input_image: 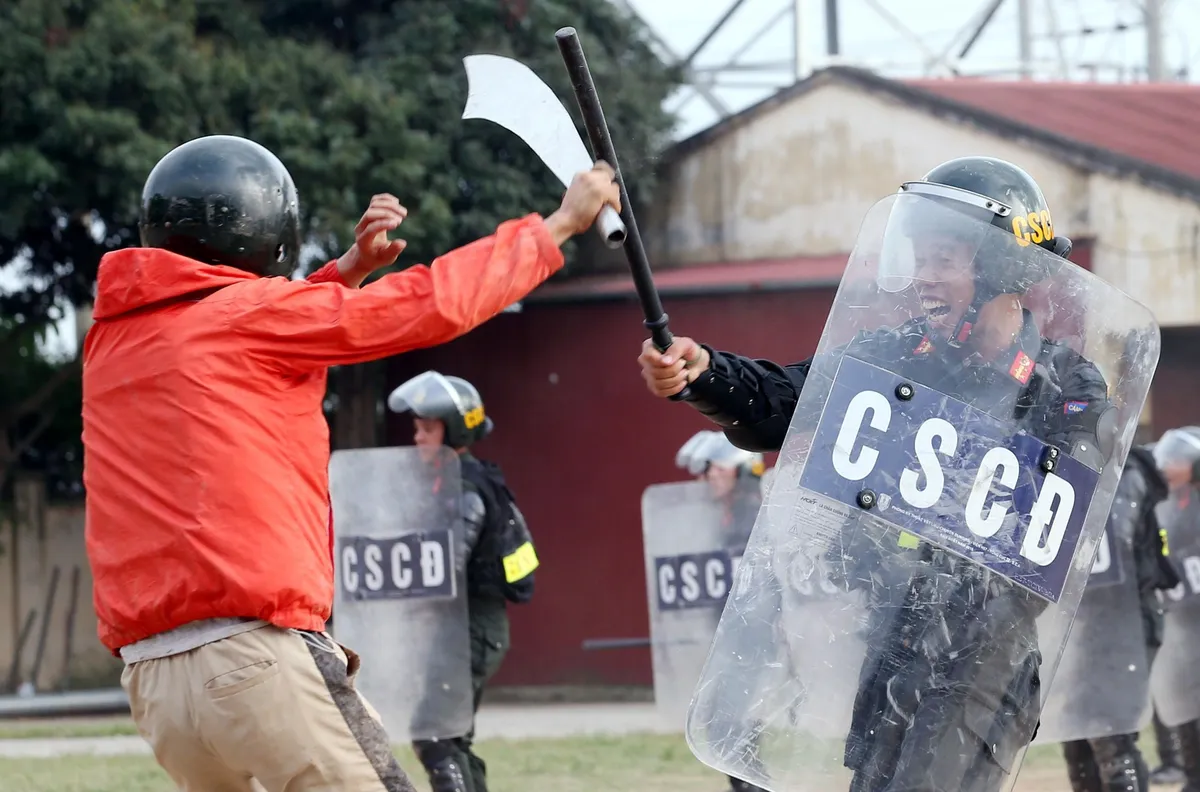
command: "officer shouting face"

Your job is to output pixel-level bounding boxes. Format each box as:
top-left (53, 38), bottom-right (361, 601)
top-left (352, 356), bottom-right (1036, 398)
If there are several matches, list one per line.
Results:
top-left (911, 236), bottom-right (977, 334)
top-left (904, 217), bottom-right (1026, 363)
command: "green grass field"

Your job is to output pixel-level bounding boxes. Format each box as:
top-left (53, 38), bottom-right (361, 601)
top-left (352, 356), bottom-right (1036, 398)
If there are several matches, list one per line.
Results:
top-left (0, 731), bottom-right (716, 792)
top-left (0, 717), bottom-right (141, 740)
top-left (0, 719), bottom-right (1175, 792)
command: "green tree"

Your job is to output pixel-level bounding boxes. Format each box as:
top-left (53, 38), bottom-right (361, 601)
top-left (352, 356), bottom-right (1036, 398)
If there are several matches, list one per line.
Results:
top-left (1, 0), bottom-right (420, 487)
top-left (0, 0), bottom-right (680, 477)
top-left (258, 0), bottom-right (681, 268)
top-left (0, 320), bottom-right (82, 497)
top-left (261, 0), bottom-right (683, 449)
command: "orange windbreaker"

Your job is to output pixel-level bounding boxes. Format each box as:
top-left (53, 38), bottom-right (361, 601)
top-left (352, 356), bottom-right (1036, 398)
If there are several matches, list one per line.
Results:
top-left (82, 214), bottom-right (563, 653)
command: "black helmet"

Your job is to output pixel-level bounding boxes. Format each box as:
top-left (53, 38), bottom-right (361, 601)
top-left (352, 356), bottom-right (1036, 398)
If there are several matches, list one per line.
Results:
top-left (139, 135), bottom-right (302, 278)
top-left (388, 371), bottom-right (493, 449)
top-left (900, 156), bottom-right (1072, 293)
top-left (885, 156), bottom-right (1073, 350)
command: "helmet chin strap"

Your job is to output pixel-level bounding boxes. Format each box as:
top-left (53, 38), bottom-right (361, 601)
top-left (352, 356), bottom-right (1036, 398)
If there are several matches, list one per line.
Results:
top-left (943, 298), bottom-right (984, 357)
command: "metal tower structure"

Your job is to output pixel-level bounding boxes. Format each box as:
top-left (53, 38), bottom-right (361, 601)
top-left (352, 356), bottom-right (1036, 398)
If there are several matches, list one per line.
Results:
top-left (619, 0), bottom-right (1179, 128)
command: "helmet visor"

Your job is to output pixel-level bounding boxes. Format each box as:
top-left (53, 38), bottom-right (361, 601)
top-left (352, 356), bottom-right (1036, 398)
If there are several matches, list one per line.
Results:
top-left (387, 371), bottom-right (462, 421)
top-left (876, 185), bottom-right (997, 294)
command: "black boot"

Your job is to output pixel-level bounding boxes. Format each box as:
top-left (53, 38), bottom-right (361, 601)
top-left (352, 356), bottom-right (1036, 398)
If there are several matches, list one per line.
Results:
top-left (1063, 739), bottom-right (1104, 792)
top-left (1152, 712), bottom-right (1187, 786)
top-left (426, 757), bottom-right (470, 792)
top-left (728, 777), bottom-right (768, 792)
top-left (1176, 719), bottom-right (1200, 792)
top-left (413, 740), bottom-right (472, 792)
top-left (1093, 734), bottom-right (1149, 792)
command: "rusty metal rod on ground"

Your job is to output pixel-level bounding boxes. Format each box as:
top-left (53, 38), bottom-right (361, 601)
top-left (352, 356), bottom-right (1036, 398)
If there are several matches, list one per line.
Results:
top-left (581, 637), bottom-right (651, 651)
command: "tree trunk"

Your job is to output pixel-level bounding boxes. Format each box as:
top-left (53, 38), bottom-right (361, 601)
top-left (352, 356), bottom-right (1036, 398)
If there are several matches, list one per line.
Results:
top-left (331, 361), bottom-right (384, 451)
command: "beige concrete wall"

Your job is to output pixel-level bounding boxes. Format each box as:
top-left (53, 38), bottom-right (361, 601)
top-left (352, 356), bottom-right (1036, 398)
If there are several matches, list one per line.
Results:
top-left (645, 77), bottom-right (1200, 333)
top-left (0, 478), bottom-right (121, 692)
top-left (1087, 174), bottom-right (1200, 327)
top-left (647, 79), bottom-right (1089, 266)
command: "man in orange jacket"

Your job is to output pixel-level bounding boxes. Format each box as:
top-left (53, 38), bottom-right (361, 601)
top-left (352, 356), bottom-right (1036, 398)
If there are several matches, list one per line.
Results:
top-left (81, 133), bottom-right (618, 792)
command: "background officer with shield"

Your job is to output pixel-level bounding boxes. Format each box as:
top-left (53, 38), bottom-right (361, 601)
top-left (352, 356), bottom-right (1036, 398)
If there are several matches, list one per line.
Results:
top-left (641, 433), bottom-right (764, 732)
top-left (672, 430), bottom-right (766, 792)
top-left (639, 156), bottom-right (1123, 792)
top-left (1038, 443), bottom-right (1173, 792)
top-left (388, 372), bottom-right (538, 792)
top-left (1150, 427), bottom-right (1200, 792)
top-left (677, 429), bottom-right (765, 523)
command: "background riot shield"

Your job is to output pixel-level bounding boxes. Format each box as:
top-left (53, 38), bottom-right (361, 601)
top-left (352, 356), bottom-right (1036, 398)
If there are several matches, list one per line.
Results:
top-left (1033, 496), bottom-right (1152, 743)
top-left (642, 479), bottom-right (762, 727)
top-left (330, 446), bottom-right (473, 742)
top-left (1150, 489), bottom-right (1200, 726)
top-left (685, 191), bottom-right (1160, 792)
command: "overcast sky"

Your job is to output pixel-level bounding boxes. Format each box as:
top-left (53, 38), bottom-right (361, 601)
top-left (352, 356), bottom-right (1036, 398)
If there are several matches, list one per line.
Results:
top-left (626, 0), bottom-right (1199, 139)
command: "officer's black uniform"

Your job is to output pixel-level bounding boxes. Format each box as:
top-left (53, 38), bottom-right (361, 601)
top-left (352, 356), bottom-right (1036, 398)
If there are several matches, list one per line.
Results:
top-left (390, 372), bottom-right (538, 792)
top-left (1060, 446), bottom-right (1175, 792)
top-left (671, 157), bottom-right (1115, 792)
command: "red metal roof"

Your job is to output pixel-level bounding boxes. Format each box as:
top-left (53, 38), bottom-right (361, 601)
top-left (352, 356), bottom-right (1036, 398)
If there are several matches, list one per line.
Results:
top-left (669, 68), bottom-right (1200, 199)
top-left (907, 78), bottom-right (1200, 180)
top-left (529, 253), bottom-right (848, 302)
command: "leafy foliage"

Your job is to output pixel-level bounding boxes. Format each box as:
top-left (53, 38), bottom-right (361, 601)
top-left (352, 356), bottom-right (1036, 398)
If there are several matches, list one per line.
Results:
top-left (0, 0), bottom-right (681, 484)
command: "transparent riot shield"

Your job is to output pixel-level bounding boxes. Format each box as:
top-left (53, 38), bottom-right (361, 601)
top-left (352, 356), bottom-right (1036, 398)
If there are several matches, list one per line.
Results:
top-left (642, 478), bottom-right (763, 727)
top-left (1150, 476), bottom-right (1200, 727)
top-left (685, 188), bottom-right (1160, 792)
top-left (330, 446), bottom-right (473, 742)
top-left (1033, 484), bottom-right (1152, 743)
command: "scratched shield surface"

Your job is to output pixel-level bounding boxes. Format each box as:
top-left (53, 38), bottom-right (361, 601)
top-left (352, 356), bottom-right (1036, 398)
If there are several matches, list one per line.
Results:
top-left (643, 478), bottom-right (779, 729)
top-left (330, 445), bottom-right (473, 742)
top-left (684, 190), bottom-right (1160, 792)
top-left (1034, 482), bottom-right (1152, 744)
top-left (1151, 479), bottom-right (1200, 727)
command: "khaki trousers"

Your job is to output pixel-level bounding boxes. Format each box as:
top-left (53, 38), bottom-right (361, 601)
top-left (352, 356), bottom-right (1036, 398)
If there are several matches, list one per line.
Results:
top-left (122, 624), bottom-right (415, 792)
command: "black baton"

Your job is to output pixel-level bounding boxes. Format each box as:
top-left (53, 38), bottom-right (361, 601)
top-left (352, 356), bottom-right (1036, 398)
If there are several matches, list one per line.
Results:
top-left (555, 26), bottom-right (691, 400)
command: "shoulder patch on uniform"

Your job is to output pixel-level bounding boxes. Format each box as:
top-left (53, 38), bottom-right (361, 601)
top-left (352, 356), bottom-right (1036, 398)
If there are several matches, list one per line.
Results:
top-left (1009, 351), bottom-right (1034, 384)
top-left (503, 541), bottom-right (539, 583)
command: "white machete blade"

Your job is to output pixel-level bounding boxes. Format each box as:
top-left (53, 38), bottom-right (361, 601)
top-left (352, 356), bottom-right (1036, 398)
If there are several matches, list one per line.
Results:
top-left (461, 54), bottom-right (591, 188)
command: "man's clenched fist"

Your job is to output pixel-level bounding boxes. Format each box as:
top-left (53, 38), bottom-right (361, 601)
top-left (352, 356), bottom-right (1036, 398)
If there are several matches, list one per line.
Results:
top-left (638, 337), bottom-right (710, 398)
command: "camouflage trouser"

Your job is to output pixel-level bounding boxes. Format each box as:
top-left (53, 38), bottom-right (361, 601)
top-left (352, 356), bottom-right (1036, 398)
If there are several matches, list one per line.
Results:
top-left (413, 599), bottom-right (510, 792)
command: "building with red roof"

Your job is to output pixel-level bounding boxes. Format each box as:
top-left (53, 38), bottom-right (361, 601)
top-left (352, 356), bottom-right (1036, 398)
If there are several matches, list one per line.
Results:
top-left (385, 67), bottom-right (1200, 690)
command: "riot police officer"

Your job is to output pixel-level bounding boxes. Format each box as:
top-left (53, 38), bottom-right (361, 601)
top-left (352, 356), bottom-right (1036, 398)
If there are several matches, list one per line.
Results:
top-left (676, 430), bottom-right (767, 792)
top-left (388, 371), bottom-right (537, 792)
top-left (677, 429), bottom-right (764, 530)
top-left (1150, 427), bottom-right (1200, 792)
top-left (1058, 443), bottom-right (1174, 792)
top-left (639, 157), bottom-right (1115, 792)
